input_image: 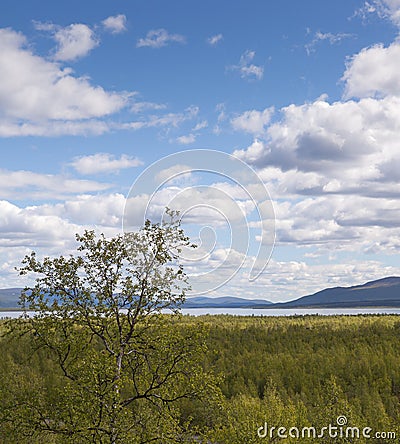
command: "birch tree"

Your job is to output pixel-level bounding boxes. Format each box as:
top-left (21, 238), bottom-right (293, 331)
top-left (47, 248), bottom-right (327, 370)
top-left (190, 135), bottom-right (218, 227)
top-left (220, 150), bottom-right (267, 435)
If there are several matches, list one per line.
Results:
top-left (13, 211), bottom-right (217, 443)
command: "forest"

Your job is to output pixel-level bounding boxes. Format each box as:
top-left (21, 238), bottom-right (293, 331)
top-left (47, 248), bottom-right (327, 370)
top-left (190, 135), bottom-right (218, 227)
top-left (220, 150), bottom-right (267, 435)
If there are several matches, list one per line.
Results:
top-left (1, 222), bottom-right (399, 442)
top-left (1, 314), bottom-right (399, 443)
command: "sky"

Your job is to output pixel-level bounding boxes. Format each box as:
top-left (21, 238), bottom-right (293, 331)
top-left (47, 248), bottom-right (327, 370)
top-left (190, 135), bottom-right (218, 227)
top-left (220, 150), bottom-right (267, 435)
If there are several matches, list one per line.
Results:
top-left (0, 0), bottom-right (400, 301)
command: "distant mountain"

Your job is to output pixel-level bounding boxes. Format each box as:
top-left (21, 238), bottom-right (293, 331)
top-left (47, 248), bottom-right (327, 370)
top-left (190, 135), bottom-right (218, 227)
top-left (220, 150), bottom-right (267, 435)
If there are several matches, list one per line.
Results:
top-left (1, 277), bottom-right (400, 310)
top-left (0, 288), bottom-right (272, 310)
top-left (266, 277), bottom-right (400, 308)
top-left (183, 296), bottom-right (272, 308)
top-left (0, 288), bottom-right (24, 309)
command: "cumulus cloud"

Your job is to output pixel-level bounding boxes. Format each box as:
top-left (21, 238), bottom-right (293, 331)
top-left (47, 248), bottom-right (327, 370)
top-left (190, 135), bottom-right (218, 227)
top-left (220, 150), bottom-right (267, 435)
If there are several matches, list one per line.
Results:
top-left (71, 153), bottom-right (142, 175)
top-left (1, 180), bottom-right (397, 298)
top-left (231, 108), bottom-right (274, 135)
top-left (267, 194), bottom-right (400, 258)
top-left (0, 169), bottom-right (110, 200)
top-left (53, 23), bottom-right (99, 61)
top-left (239, 257), bottom-right (400, 301)
top-left (140, 188), bottom-right (253, 244)
top-left (234, 95), bottom-right (400, 181)
top-left (34, 21), bottom-right (99, 61)
top-left (0, 28), bottom-right (129, 136)
top-left (0, 194), bottom-right (397, 297)
top-left (102, 14), bottom-right (127, 34)
top-left (33, 193), bottom-right (127, 227)
top-left (0, 20), bottom-right (196, 137)
top-left (125, 174), bottom-right (259, 230)
top-left (0, 196), bottom-right (127, 288)
top-left (136, 29), bottom-right (186, 48)
top-left (0, 200), bottom-right (83, 249)
top-left (231, 30), bottom-right (400, 258)
top-left (178, 236), bottom-right (400, 300)
top-left (0, 193), bottom-right (127, 287)
top-left (230, 50), bottom-right (264, 80)
top-left (342, 41), bottom-right (400, 98)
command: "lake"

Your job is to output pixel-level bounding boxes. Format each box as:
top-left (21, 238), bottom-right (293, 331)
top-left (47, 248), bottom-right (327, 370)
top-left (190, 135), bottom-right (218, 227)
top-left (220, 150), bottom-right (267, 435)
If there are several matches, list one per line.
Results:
top-left (2, 307), bottom-right (400, 319)
top-left (181, 307), bottom-right (400, 316)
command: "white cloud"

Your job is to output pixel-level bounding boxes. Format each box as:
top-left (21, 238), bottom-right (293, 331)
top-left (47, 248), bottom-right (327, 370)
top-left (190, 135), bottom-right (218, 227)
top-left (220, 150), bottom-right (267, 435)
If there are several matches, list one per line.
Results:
top-left (305, 31), bottom-right (354, 55)
top-left (234, 95), bottom-right (400, 185)
top-left (0, 120), bottom-right (112, 137)
top-left (35, 193), bottom-right (127, 227)
top-left (231, 36), bottom-right (400, 256)
top-left (33, 21), bottom-right (56, 32)
top-left (102, 14), bottom-right (127, 34)
top-left (152, 184), bottom-right (255, 225)
top-left (193, 120), bottom-right (208, 131)
top-left (53, 23), bottom-right (98, 61)
top-left (342, 42), bottom-right (400, 98)
top-left (230, 50), bottom-right (264, 80)
top-left (216, 103), bottom-right (226, 121)
top-left (234, 139), bottom-right (267, 164)
top-left (131, 101), bottom-right (167, 113)
top-left (0, 28), bottom-right (129, 136)
top-left (0, 31), bottom-right (122, 121)
top-left (233, 112), bottom-right (400, 254)
top-left (256, 166), bottom-right (330, 198)
top-left (154, 164), bottom-right (194, 184)
top-left (379, 0), bottom-right (400, 24)
top-left (0, 194), bottom-right (397, 298)
top-left (125, 175), bottom-right (259, 233)
top-left (355, 0), bottom-right (400, 27)
top-left (176, 119), bottom-right (208, 144)
top-left (0, 25), bottom-right (197, 137)
top-left (179, 235), bottom-right (400, 300)
top-left (0, 169), bottom-right (110, 200)
top-left (207, 33), bottom-right (223, 46)
top-left (0, 200), bottom-right (83, 249)
top-left (231, 108), bottom-right (274, 135)
top-left (0, 194), bottom-right (127, 287)
top-left (266, 194), bottom-right (400, 257)
top-left (0, 197), bottom-right (126, 288)
top-left (176, 134), bottom-right (196, 144)
top-left (120, 106), bottom-right (199, 131)
top-left (243, 258), bottom-right (400, 302)
top-left (136, 28), bottom-right (186, 48)
top-left (71, 153), bottom-right (142, 175)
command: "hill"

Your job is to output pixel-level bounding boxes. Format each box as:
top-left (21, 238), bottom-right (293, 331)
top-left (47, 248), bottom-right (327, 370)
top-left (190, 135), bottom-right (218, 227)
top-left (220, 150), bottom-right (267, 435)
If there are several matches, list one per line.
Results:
top-left (0, 289), bottom-right (272, 310)
top-left (0, 288), bottom-right (24, 309)
top-left (267, 277), bottom-right (400, 308)
top-left (1, 277), bottom-right (400, 309)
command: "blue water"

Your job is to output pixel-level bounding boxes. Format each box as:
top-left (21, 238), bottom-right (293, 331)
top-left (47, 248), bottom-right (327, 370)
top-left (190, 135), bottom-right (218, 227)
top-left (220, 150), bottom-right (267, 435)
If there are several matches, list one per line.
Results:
top-left (181, 307), bottom-right (400, 316)
top-left (3, 307), bottom-right (400, 319)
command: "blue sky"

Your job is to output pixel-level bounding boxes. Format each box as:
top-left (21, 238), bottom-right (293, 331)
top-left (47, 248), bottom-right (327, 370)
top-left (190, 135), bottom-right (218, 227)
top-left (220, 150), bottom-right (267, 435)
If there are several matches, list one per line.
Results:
top-left (1, 0), bottom-right (400, 301)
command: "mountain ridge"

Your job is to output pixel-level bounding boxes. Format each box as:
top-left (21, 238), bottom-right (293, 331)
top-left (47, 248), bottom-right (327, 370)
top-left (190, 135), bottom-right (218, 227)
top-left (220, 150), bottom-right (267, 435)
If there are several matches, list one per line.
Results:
top-left (263, 276), bottom-right (400, 309)
top-left (0, 277), bottom-right (399, 309)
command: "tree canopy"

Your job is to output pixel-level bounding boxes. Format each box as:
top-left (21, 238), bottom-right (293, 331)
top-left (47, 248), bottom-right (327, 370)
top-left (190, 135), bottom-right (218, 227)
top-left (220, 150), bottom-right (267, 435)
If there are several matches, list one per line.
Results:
top-left (4, 212), bottom-right (218, 443)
